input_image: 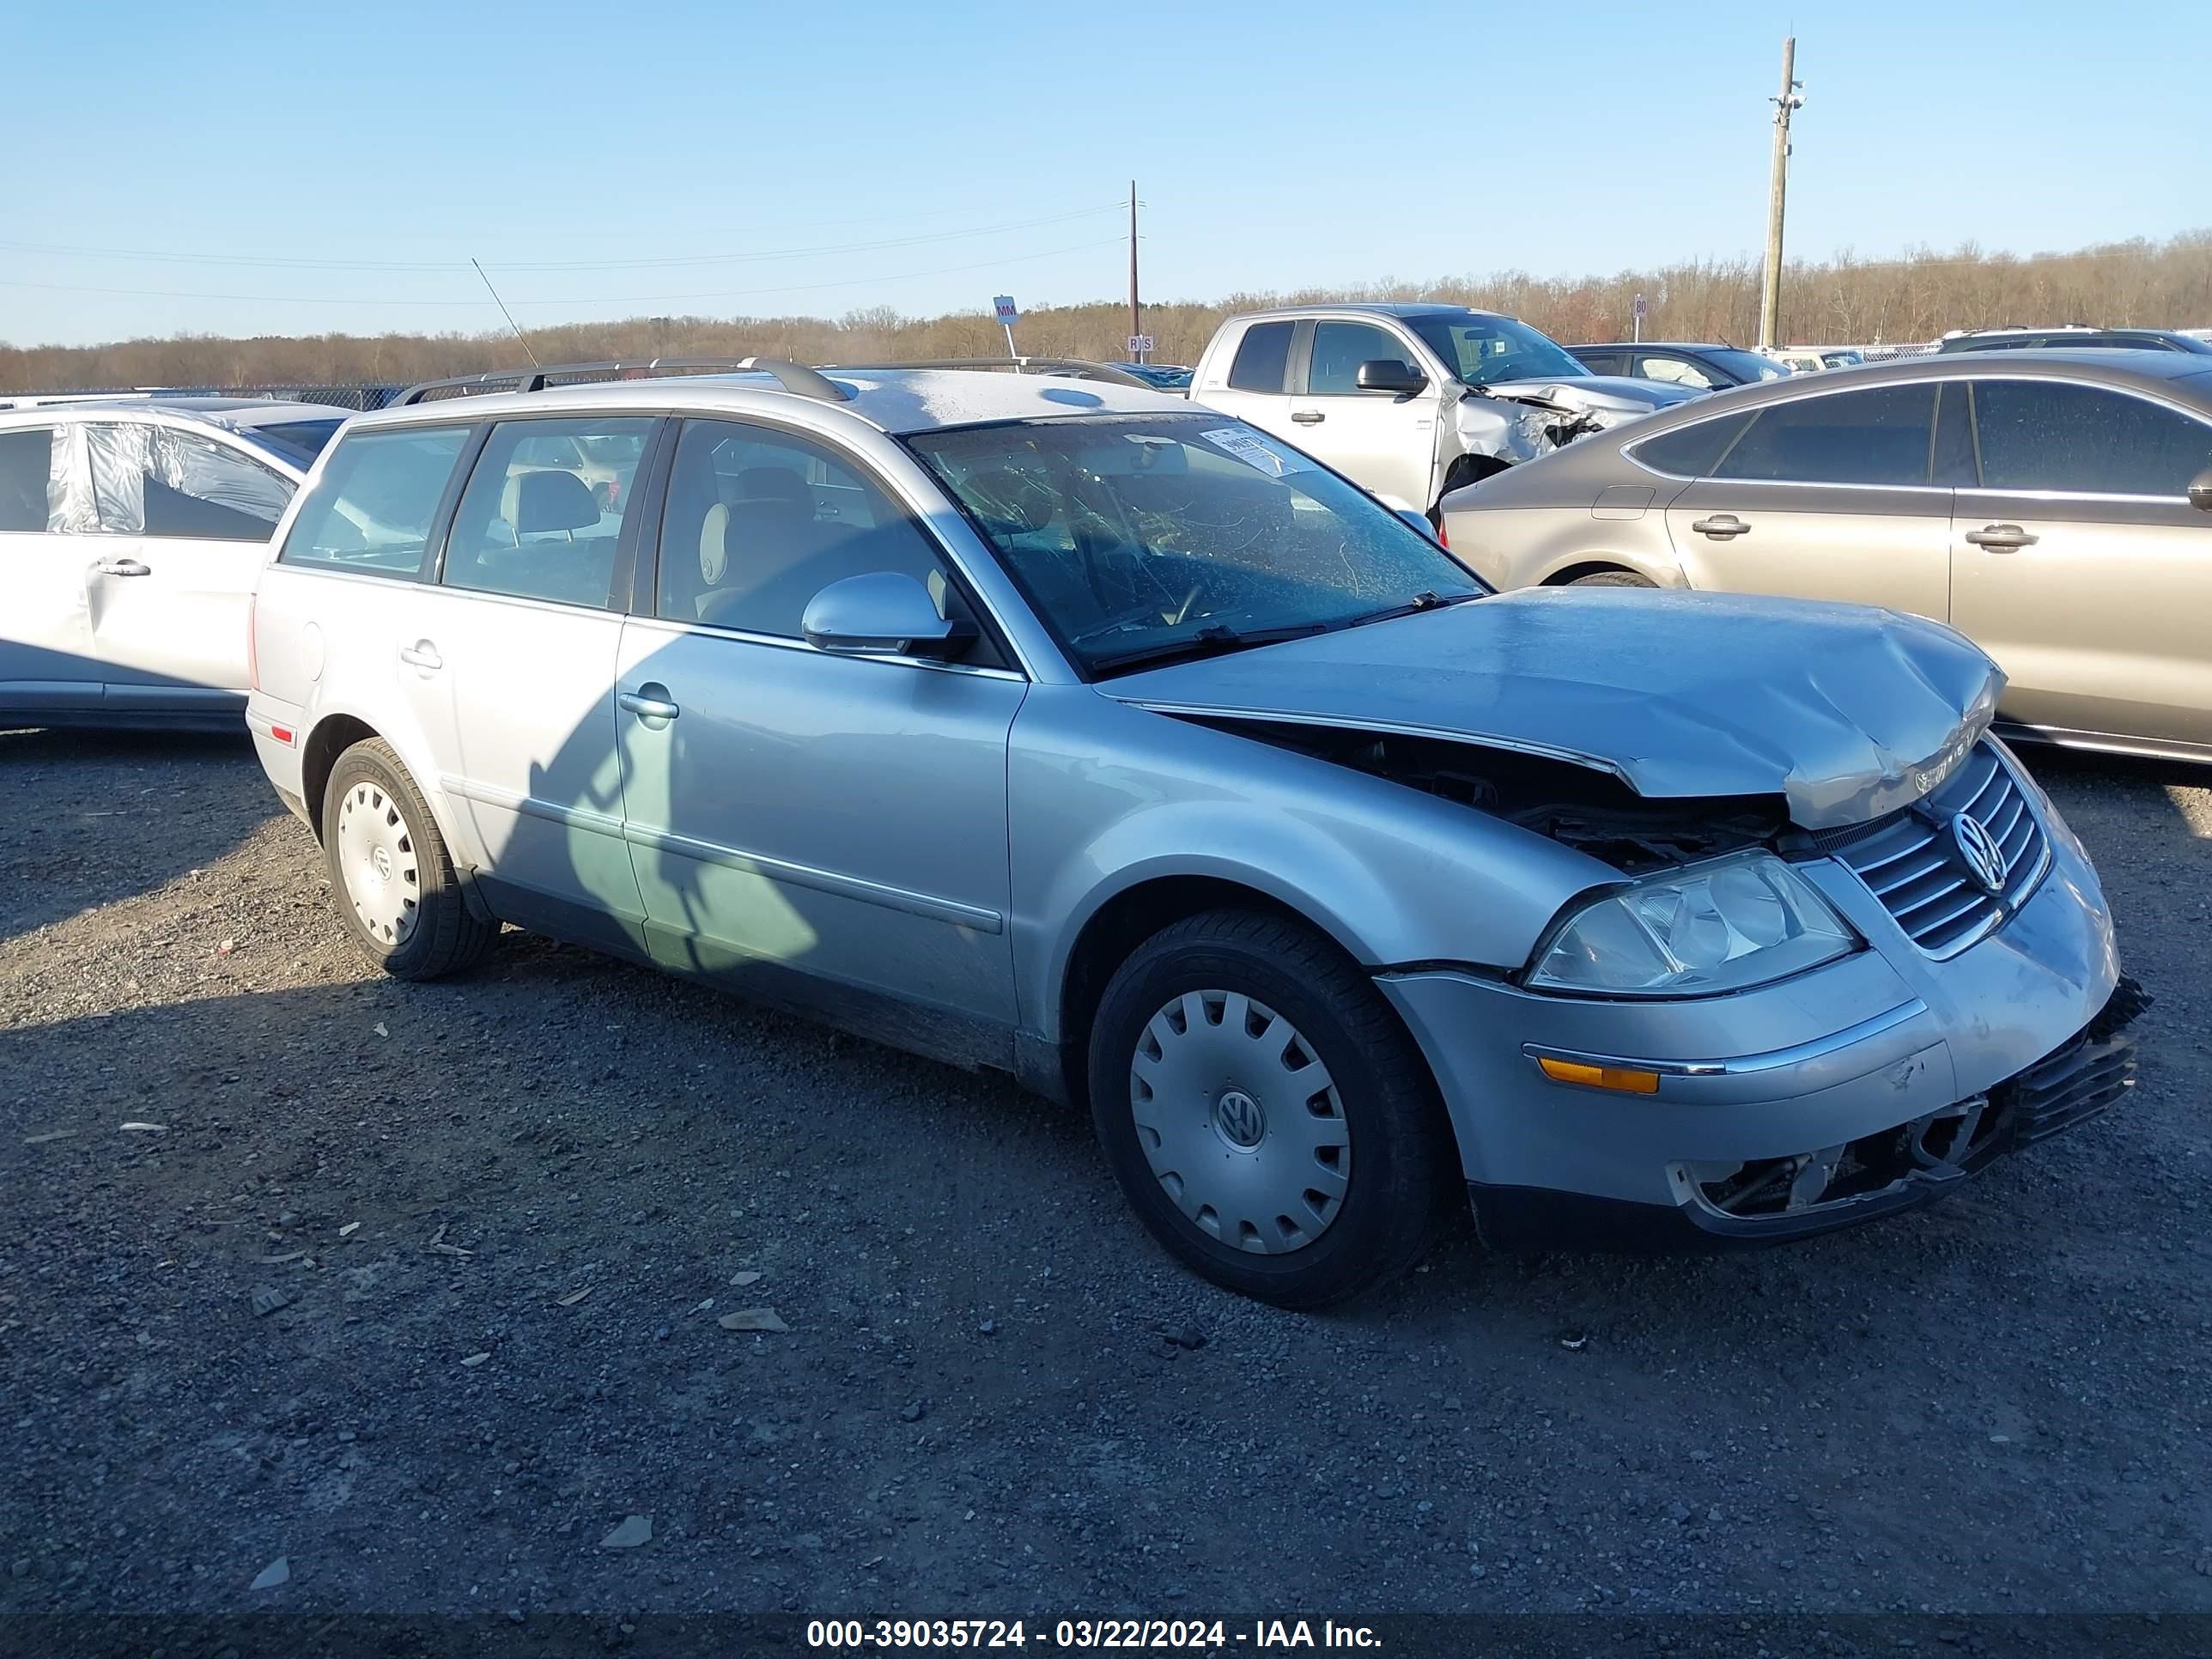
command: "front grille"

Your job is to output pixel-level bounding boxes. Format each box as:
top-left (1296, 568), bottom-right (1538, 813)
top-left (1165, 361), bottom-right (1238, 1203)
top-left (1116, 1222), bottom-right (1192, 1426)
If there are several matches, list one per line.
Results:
top-left (1826, 741), bottom-right (2051, 954)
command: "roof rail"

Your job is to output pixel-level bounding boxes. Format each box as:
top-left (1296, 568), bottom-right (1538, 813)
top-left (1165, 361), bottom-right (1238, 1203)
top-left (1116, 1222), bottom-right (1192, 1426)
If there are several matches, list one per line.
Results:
top-left (391, 356), bottom-right (851, 407)
top-left (822, 356), bottom-right (1155, 390)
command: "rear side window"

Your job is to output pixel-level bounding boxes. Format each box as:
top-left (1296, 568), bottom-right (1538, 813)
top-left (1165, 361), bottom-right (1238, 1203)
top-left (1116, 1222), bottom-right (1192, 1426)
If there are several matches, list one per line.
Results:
top-left (1226, 323), bottom-right (1294, 393)
top-left (1627, 412), bottom-right (1755, 478)
top-left (0, 427), bottom-right (56, 532)
top-left (1970, 380), bottom-right (2212, 495)
top-left (280, 426), bottom-right (469, 577)
top-left (84, 423), bottom-right (293, 541)
top-left (441, 416), bottom-right (656, 609)
top-left (1710, 385), bottom-right (1938, 487)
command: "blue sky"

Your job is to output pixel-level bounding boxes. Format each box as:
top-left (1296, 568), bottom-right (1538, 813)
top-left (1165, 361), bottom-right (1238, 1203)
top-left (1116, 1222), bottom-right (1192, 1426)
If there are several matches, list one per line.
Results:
top-left (7, 0), bottom-right (2203, 347)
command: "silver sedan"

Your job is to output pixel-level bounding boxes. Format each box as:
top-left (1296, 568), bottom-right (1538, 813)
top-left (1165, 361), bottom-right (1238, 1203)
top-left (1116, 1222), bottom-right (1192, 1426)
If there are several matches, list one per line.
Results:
top-left (246, 365), bottom-right (2140, 1306)
top-left (1437, 349), bottom-right (2212, 764)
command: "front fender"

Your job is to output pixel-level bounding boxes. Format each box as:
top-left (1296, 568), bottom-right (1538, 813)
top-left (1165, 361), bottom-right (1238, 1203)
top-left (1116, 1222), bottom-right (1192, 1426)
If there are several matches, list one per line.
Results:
top-left (1009, 688), bottom-right (1614, 1043)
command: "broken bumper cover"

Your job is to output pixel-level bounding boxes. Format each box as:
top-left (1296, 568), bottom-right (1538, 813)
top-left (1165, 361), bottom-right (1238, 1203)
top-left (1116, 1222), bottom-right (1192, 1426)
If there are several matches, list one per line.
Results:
top-left (1480, 988), bottom-right (2140, 1252)
top-left (1377, 817), bottom-right (2142, 1251)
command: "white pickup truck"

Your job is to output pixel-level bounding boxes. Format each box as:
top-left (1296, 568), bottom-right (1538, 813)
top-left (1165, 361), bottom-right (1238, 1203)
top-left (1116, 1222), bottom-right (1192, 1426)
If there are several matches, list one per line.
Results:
top-left (1188, 302), bottom-right (1703, 517)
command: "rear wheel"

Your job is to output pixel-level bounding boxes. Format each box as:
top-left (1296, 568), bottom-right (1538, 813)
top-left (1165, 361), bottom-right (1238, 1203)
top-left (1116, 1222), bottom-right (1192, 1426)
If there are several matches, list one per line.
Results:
top-left (1565, 568), bottom-right (1657, 588)
top-left (1088, 909), bottom-right (1457, 1307)
top-left (321, 738), bottom-right (493, 980)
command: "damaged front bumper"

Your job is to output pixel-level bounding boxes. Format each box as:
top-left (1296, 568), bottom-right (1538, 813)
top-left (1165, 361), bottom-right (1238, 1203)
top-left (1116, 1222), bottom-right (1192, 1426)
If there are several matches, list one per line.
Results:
top-left (1377, 790), bottom-right (2145, 1252)
top-left (1656, 975), bottom-right (2145, 1247)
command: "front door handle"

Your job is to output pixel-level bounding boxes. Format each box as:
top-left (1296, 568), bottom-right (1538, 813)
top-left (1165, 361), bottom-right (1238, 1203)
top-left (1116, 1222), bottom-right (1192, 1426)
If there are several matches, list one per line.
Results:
top-left (398, 641), bottom-right (442, 670)
top-left (95, 558), bottom-right (151, 577)
top-left (1290, 410), bottom-right (1325, 425)
top-left (1964, 523), bottom-right (2039, 550)
top-left (1689, 514), bottom-right (1751, 540)
top-left (619, 684), bottom-right (681, 722)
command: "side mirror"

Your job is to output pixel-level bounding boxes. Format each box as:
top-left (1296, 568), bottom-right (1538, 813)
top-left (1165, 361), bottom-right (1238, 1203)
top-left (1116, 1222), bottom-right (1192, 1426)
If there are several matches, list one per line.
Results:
top-left (801, 571), bottom-right (975, 659)
top-left (1395, 507), bottom-right (1443, 543)
top-left (1355, 359), bottom-right (1429, 396)
top-left (2190, 465), bottom-right (2212, 512)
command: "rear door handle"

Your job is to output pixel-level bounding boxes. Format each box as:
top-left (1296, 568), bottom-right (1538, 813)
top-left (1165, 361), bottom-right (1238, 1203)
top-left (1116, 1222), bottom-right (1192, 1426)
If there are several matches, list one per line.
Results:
top-left (1689, 514), bottom-right (1750, 539)
top-left (95, 558), bottom-right (151, 577)
top-left (619, 685), bottom-right (680, 722)
top-left (1290, 410), bottom-right (1325, 425)
top-left (398, 641), bottom-right (442, 670)
top-left (1964, 523), bottom-right (2039, 550)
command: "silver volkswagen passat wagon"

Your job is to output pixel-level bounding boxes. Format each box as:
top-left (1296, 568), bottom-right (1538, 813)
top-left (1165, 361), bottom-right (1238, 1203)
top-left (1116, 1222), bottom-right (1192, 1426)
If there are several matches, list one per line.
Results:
top-left (245, 361), bottom-right (2142, 1306)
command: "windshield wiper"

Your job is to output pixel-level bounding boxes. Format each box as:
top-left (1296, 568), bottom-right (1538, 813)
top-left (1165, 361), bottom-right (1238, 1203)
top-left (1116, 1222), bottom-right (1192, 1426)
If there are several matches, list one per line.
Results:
top-left (1091, 621), bottom-right (1331, 678)
top-left (1347, 591), bottom-right (1480, 628)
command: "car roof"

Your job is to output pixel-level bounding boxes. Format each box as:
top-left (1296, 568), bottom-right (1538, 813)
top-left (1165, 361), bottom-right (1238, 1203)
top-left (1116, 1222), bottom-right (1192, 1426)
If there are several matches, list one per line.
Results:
top-left (343, 367), bottom-right (1193, 439)
top-left (1573, 342), bottom-right (1743, 354)
top-left (1219, 301), bottom-right (1493, 324)
top-left (1940, 326), bottom-right (2206, 351)
top-left (0, 395), bottom-right (341, 429)
top-left (1954, 325), bottom-right (2158, 337)
top-left (1590, 347), bottom-right (2212, 436)
top-left (214, 403), bottom-right (351, 428)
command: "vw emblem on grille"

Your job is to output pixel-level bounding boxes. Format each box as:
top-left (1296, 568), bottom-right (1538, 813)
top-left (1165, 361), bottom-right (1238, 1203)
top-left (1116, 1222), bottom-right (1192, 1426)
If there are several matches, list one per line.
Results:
top-left (1951, 812), bottom-right (2010, 894)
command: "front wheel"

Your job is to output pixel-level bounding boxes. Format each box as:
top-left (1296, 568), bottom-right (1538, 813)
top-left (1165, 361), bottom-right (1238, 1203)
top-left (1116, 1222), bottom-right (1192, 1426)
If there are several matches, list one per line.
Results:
top-left (322, 738), bottom-right (494, 980)
top-left (1088, 909), bottom-right (1457, 1307)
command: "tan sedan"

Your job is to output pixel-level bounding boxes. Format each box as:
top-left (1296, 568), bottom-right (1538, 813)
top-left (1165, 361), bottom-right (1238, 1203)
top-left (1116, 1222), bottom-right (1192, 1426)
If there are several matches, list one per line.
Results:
top-left (1437, 350), bottom-right (2212, 763)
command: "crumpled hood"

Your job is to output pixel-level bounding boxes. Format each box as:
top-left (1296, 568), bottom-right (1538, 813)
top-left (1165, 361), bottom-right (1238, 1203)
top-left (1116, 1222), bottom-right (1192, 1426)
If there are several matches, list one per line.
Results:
top-left (1482, 374), bottom-right (1706, 417)
top-left (1103, 588), bottom-right (2005, 831)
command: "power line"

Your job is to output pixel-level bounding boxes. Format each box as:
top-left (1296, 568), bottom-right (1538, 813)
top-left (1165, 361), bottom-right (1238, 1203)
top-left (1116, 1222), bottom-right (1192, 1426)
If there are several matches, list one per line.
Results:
top-left (0, 204), bottom-right (1126, 275)
top-left (0, 236), bottom-right (1132, 311)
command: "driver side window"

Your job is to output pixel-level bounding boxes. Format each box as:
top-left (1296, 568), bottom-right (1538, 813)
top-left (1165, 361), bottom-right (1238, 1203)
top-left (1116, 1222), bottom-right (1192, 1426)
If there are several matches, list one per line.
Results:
top-left (656, 419), bottom-right (996, 662)
top-left (1635, 354), bottom-right (1719, 390)
top-left (1305, 322), bottom-right (1417, 396)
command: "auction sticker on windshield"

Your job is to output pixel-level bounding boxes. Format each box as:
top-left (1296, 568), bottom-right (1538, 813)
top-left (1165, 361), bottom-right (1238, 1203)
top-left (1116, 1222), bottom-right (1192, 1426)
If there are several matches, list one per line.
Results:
top-left (1199, 426), bottom-right (1313, 477)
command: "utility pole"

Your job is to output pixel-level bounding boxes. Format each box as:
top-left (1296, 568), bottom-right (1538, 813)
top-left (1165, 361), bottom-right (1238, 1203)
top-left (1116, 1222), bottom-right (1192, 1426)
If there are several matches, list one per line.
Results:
top-left (1127, 180), bottom-right (1141, 362)
top-left (1758, 36), bottom-right (1802, 352)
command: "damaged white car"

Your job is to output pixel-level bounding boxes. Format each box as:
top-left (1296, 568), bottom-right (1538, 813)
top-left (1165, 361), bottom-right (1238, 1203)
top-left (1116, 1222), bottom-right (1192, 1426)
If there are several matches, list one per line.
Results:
top-left (0, 398), bottom-right (345, 730)
top-left (1189, 302), bottom-right (1705, 518)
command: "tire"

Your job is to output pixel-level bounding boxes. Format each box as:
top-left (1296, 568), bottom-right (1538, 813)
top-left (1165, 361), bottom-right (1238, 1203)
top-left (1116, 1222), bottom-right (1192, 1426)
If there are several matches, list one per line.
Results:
top-left (1565, 569), bottom-right (1657, 588)
top-left (1087, 908), bottom-right (1458, 1308)
top-left (320, 737), bottom-right (494, 980)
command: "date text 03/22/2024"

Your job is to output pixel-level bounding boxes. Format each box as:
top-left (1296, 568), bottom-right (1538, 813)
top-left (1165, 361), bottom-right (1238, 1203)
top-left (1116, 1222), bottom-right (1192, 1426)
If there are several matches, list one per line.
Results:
top-left (805, 1619), bottom-right (1384, 1650)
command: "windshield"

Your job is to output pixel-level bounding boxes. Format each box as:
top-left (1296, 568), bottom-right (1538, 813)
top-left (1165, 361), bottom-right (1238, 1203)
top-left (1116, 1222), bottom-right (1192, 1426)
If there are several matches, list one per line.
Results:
top-left (234, 417), bottom-right (345, 466)
top-left (1407, 313), bottom-right (1589, 386)
top-left (906, 414), bottom-right (1485, 678)
top-left (1704, 349), bottom-right (1791, 382)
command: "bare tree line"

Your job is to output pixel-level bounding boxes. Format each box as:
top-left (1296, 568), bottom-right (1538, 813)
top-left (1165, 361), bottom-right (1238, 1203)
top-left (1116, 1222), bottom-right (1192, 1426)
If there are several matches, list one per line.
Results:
top-left (6, 232), bottom-right (2209, 392)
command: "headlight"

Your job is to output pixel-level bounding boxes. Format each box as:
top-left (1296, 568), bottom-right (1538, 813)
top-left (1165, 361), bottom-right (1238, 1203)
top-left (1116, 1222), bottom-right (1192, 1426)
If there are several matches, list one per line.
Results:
top-left (1526, 851), bottom-right (1857, 998)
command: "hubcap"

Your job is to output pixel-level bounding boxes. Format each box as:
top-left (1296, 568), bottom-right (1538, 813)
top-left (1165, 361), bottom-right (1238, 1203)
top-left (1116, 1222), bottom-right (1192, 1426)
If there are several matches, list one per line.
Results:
top-left (336, 781), bottom-right (420, 947)
top-left (1129, 990), bottom-right (1350, 1255)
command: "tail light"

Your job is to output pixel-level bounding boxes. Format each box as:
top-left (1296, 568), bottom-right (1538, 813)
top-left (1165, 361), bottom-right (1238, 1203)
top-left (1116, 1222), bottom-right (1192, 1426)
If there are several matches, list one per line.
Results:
top-left (1435, 516), bottom-right (1449, 550)
top-left (246, 592), bottom-right (259, 691)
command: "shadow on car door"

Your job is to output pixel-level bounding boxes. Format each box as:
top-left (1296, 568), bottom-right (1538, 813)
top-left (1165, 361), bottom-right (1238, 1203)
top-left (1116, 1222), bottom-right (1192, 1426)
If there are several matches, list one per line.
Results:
top-left (605, 416), bottom-right (1025, 1067)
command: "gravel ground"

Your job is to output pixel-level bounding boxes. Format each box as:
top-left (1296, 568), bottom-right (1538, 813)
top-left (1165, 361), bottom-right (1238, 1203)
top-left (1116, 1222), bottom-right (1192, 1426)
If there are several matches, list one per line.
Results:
top-left (1, 730), bottom-right (2207, 1622)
